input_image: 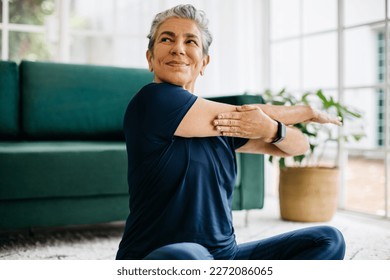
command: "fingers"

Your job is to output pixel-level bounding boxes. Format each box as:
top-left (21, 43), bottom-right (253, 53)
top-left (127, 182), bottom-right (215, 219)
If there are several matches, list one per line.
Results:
top-left (213, 119), bottom-right (239, 126)
top-left (215, 125), bottom-right (243, 137)
top-left (215, 125), bottom-right (239, 133)
top-left (217, 111), bottom-right (241, 120)
top-left (235, 104), bottom-right (258, 112)
top-left (336, 116), bottom-right (343, 126)
top-left (323, 115), bottom-right (343, 126)
top-left (215, 106), bottom-right (259, 137)
top-left (214, 119), bottom-right (241, 135)
top-left (310, 109), bottom-right (343, 126)
top-left (217, 105), bottom-right (258, 119)
top-left (214, 110), bottom-right (244, 136)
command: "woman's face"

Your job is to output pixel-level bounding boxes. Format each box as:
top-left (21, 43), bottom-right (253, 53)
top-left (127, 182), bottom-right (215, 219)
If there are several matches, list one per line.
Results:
top-left (146, 17), bottom-right (210, 93)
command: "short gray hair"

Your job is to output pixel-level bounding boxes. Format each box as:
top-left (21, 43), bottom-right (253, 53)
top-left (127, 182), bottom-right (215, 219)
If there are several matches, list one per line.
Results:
top-left (147, 4), bottom-right (213, 56)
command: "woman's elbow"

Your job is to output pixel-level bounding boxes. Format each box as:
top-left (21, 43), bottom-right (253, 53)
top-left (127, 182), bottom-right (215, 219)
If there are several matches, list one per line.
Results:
top-left (294, 140), bottom-right (310, 156)
top-left (283, 136), bottom-right (310, 157)
top-left (294, 138), bottom-right (310, 156)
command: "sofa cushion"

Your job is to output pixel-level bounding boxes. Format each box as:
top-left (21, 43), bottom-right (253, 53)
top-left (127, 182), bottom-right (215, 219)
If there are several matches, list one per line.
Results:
top-left (0, 141), bottom-right (128, 200)
top-left (0, 61), bottom-right (19, 139)
top-left (20, 61), bottom-right (153, 140)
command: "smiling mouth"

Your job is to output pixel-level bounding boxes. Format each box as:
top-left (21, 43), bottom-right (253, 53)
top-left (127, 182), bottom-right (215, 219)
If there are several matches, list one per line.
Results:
top-left (166, 61), bottom-right (189, 67)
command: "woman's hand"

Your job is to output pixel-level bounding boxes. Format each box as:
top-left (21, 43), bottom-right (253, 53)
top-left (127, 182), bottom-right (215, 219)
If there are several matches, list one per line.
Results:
top-left (305, 107), bottom-right (343, 126)
top-left (256, 104), bottom-right (342, 126)
top-left (213, 105), bottom-right (277, 142)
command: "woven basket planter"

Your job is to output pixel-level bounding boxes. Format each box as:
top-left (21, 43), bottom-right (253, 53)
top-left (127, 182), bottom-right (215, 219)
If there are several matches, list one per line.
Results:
top-left (278, 167), bottom-right (339, 222)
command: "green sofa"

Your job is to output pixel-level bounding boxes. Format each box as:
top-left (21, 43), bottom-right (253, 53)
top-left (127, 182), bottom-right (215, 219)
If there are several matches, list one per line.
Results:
top-left (0, 60), bottom-right (264, 231)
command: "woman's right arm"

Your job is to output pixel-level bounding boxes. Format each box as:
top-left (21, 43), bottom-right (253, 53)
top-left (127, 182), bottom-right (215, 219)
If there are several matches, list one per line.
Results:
top-left (254, 104), bottom-right (342, 126)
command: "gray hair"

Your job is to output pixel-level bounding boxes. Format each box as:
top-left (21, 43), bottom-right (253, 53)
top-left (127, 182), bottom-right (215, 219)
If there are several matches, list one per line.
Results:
top-left (147, 4), bottom-right (213, 56)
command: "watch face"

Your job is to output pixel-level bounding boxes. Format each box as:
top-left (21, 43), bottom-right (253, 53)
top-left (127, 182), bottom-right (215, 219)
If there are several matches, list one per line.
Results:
top-left (271, 121), bottom-right (286, 144)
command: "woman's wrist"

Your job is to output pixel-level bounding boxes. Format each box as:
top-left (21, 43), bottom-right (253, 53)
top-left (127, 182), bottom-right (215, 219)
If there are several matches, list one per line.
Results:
top-left (263, 119), bottom-right (279, 143)
top-left (304, 105), bottom-right (316, 122)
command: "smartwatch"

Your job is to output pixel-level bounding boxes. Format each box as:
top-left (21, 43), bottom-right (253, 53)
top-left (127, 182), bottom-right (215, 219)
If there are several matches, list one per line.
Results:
top-left (271, 120), bottom-right (286, 144)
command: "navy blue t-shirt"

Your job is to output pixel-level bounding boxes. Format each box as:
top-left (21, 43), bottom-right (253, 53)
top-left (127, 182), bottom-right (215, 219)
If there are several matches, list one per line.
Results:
top-left (116, 83), bottom-right (248, 260)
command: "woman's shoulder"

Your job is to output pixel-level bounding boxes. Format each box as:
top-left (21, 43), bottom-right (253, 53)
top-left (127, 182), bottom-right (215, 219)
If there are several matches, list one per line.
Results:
top-left (139, 82), bottom-right (187, 95)
top-left (136, 83), bottom-right (194, 105)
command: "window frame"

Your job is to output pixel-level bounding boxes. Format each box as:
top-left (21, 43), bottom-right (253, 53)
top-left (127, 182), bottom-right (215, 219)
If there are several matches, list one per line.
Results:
top-left (266, 0), bottom-right (390, 219)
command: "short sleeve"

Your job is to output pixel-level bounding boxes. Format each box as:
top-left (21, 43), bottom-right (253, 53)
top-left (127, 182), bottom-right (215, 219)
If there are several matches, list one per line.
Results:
top-left (231, 137), bottom-right (249, 150)
top-left (131, 83), bottom-right (197, 141)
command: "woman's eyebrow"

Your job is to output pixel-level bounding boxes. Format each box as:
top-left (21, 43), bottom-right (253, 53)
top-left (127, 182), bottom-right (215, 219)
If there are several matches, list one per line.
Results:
top-left (158, 31), bottom-right (175, 38)
top-left (158, 31), bottom-right (199, 40)
top-left (185, 33), bottom-right (199, 40)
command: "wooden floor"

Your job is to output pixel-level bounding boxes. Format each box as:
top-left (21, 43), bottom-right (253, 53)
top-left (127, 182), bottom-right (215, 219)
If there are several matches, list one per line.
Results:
top-left (1, 195), bottom-right (389, 260)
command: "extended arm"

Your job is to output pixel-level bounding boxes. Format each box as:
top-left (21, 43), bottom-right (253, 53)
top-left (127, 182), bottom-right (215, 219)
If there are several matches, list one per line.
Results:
top-left (174, 98), bottom-right (310, 157)
top-left (213, 106), bottom-right (309, 156)
top-left (255, 104), bottom-right (342, 126)
top-left (174, 95), bottom-right (340, 156)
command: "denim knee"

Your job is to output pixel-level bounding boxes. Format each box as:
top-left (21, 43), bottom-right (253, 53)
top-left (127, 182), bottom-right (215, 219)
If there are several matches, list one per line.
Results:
top-left (143, 242), bottom-right (214, 260)
top-left (319, 226), bottom-right (346, 259)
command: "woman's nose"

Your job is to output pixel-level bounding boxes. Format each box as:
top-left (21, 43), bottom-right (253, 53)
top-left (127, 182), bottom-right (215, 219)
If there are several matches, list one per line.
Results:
top-left (170, 40), bottom-right (185, 55)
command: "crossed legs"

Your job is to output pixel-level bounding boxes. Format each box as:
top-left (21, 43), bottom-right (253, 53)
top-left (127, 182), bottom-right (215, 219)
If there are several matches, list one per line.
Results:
top-left (143, 226), bottom-right (345, 260)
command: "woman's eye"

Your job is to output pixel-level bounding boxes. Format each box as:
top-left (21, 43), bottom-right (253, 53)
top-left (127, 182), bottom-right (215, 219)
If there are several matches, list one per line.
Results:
top-left (187, 39), bottom-right (198, 45)
top-left (161, 37), bottom-right (172, 42)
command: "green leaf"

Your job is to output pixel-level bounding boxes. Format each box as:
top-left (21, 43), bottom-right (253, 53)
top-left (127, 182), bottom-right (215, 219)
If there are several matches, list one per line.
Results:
top-left (316, 90), bottom-right (330, 107)
top-left (293, 155), bottom-right (305, 164)
top-left (301, 92), bottom-right (311, 105)
top-left (279, 158), bottom-right (286, 168)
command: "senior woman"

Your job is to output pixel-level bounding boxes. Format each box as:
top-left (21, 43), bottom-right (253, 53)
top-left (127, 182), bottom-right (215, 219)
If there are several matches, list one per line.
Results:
top-left (116, 4), bottom-right (345, 260)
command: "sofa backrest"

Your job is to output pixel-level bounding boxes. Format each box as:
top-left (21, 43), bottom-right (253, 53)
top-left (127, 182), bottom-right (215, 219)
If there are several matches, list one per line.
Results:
top-left (20, 61), bottom-right (153, 140)
top-left (0, 61), bottom-right (19, 140)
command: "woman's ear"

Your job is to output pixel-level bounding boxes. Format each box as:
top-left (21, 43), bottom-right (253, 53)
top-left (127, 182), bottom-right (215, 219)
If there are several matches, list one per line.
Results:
top-left (200, 55), bottom-right (210, 76)
top-left (146, 50), bottom-right (153, 72)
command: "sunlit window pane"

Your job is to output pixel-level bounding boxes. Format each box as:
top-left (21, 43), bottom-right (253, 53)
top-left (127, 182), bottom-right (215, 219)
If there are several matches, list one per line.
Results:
top-left (303, 33), bottom-right (337, 89)
top-left (303, 0), bottom-right (337, 34)
top-left (344, 26), bottom-right (380, 87)
top-left (270, 40), bottom-right (300, 90)
top-left (69, 0), bottom-right (113, 32)
top-left (70, 35), bottom-right (113, 65)
top-left (344, 89), bottom-right (379, 150)
top-left (112, 37), bottom-right (148, 68)
top-left (388, 1), bottom-right (390, 20)
top-left (115, 0), bottom-right (149, 36)
top-left (70, 34), bottom-right (148, 68)
top-left (270, 0), bottom-right (300, 40)
top-left (9, 0), bottom-right (55, 25)
top-left (344, 0), bottom-right (385, 27)
top-left (9, 31), bottom-right (54, 62)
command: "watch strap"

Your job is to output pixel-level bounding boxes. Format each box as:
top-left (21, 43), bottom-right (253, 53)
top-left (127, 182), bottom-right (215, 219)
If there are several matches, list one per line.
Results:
top-left (271, 120), bottom-right (286, 144)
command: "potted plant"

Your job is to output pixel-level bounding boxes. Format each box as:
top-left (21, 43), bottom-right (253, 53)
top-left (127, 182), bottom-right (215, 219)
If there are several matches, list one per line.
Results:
top-left (263, 89), bottom-right (365, 222)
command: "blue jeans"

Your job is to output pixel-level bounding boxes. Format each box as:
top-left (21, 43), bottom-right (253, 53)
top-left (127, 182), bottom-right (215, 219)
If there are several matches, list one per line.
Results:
top-left (143, 226), bottom-right (346, 260)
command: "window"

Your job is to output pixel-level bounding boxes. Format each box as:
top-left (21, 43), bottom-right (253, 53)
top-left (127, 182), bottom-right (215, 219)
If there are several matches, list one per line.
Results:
top-left (268, 0), bottom-right (389, 218)
top-left (1, 0), bottom-right (264, 96)
top-left (0, 0), bottom-right (56, 62)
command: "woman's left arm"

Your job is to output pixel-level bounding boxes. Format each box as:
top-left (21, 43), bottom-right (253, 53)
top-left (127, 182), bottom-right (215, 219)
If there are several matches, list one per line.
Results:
top-left (235, 125), bottom-right (309, 156)
top-left (214, 108), bottom-right (309, 156)
top-left (214, 105), bottom-right (339, 155)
